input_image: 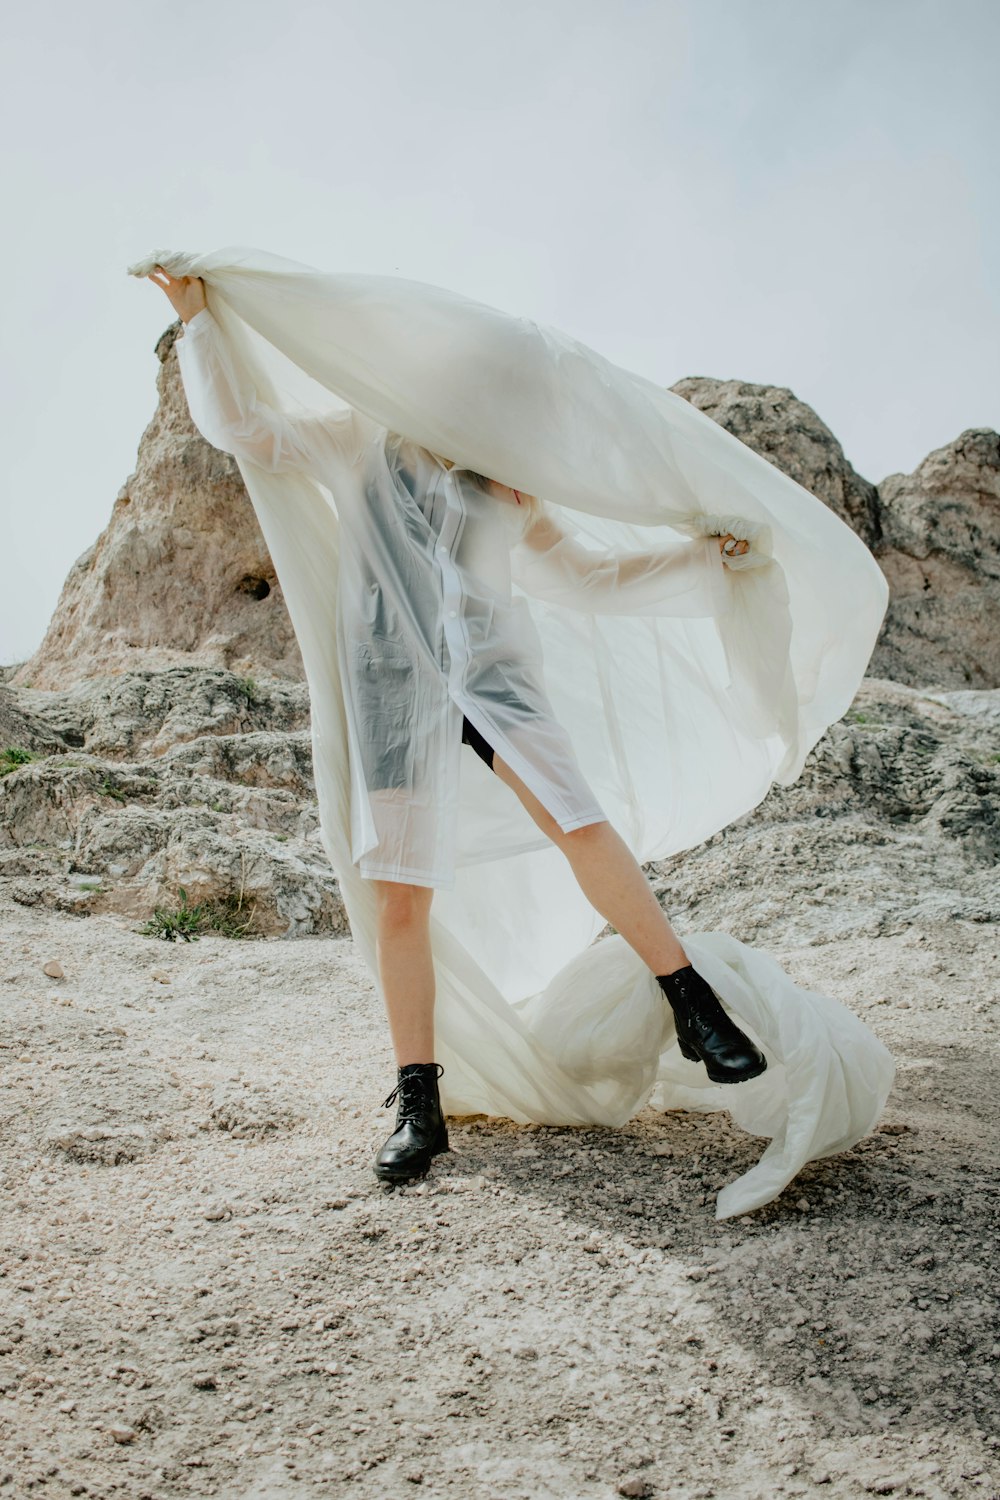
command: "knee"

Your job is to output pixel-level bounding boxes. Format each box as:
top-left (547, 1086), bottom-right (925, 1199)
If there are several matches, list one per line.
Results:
top-left (372, 880), bottom-right (432, 933)
top-left (559, 818), bottom-right (611, 852)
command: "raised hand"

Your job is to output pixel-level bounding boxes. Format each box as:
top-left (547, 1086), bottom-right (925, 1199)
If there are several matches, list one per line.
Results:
top-left (146, 265), bottom-right (207, 325)
top-left (717, 533), bottom-right (749, 556)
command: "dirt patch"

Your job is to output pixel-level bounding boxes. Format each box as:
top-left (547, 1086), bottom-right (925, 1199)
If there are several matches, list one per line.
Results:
top-left (0, 893), bottom-right (996, 1499)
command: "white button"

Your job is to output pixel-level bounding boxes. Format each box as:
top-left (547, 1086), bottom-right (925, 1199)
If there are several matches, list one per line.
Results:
top-left (448, 609), bottom-right (457, 619)
top-left (436, 546), bottom-right (446, 557)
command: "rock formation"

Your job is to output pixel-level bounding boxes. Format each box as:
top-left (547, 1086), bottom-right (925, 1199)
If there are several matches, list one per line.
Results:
top-left (671, 377), bottom-right (883, 548)
top-left (869, 429), bottom-right (1000, 689)
top-left (672, 378), bottom-right (999, 691)
top-left (11, 321), bottom-right (303, 692)
top-left (0, 667), bottom-right (335, 937)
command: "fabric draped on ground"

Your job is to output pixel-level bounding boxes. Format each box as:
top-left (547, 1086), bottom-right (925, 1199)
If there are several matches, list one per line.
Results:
top-left (129, 245), bottom-right (894, 1216)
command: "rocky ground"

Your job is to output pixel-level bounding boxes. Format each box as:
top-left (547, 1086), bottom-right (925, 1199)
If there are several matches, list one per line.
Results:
top-left (1, 667), bottom-right (998, 1500)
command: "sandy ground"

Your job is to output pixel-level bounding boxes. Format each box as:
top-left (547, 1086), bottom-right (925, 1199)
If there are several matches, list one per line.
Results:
top-left (1, 889), bottom-right (998, 1500)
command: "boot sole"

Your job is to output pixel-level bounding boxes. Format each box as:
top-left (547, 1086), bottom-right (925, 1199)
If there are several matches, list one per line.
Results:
top-left (678, 1040), bottom-right (768, 1085)
top-left (373, 1129), bottom-right (450, 1184)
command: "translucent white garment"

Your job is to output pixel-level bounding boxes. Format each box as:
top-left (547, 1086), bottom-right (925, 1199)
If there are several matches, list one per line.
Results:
top-left (178, 307), bottom-right (736, 886)
top-left (134, 246), bottom-right (895, 1217)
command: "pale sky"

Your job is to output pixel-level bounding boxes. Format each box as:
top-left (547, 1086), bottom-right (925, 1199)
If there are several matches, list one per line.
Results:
top-left (2, 0), bottom-right (997, 667)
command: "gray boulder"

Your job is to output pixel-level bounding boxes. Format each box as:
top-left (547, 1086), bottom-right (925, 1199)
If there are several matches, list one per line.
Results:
top-left (870, 429), bottom-right (1000, 688)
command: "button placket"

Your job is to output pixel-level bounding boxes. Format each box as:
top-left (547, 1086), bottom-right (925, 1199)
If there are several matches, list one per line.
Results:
top-left (434, 474), bottom-right (472, 696)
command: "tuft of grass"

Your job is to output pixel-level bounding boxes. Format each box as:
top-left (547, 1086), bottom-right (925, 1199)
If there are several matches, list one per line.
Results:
top-left (100, 777), bottom-right (127, 802)
top-left (202, 891), bottom-right (259, 939)
top-left (137, 869), bottom-right (260, 943)
top-left (1, 746), bottom-right (40, 777)
top-left (239, 676), bottom-right (263, 707)
top-left (138, 886), bottom-right (208, 942)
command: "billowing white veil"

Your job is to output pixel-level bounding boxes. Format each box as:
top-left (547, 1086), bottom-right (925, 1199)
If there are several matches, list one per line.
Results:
top-left (128, 246), bottom-right (893, 1217)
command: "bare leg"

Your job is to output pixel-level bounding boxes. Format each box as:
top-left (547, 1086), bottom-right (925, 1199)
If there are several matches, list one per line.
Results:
top-left (370, 879), bottom-right (436, 1065)
top-left (489, 741), bottom-right (768, 1082)
top-left (491, 755), bottom-right (690, 976)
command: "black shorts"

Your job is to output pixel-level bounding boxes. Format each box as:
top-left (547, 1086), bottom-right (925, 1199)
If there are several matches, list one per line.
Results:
top-left (461, 714), bottom-right (496, 772)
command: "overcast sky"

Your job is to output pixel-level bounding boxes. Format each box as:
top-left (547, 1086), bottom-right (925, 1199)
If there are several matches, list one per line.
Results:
top-left (2, 0), bottom-right (997, 667)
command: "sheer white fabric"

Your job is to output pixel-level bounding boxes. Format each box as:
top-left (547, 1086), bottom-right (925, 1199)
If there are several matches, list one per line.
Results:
top-left (133, 246), bottom-right (894, 1217)
top-left (177, 307), bottom-right (737, 886)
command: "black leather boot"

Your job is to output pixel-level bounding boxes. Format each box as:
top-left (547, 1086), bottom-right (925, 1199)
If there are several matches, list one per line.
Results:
top-left (657, 963), bottom-right (767, 1084)
top-left (373, 1062), bottom-right (450, 1184)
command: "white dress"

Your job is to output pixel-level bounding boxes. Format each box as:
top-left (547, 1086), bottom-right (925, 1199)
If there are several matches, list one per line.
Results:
top-left (138, 246), bottom-right (895, 1218)
top-left (178, 307), bottom-right (732, 889)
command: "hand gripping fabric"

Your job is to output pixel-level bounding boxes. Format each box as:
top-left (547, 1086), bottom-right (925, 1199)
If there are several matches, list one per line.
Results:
top-left (128, 246), bottom-right (893, 1217)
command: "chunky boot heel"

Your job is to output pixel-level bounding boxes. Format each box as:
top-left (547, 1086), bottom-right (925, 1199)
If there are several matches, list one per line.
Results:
top-left (657, 963), bottom-right (767, 1085)
top-left (374, 1061), bottom-right (451, 1184)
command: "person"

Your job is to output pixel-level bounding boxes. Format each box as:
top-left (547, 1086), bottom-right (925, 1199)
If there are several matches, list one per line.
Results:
top-left (149, 266), bottom-right (767, 1188)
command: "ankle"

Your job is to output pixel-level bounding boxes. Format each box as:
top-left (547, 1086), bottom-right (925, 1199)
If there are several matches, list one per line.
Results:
top-left (395, 1061), bottom-right (444, 1082)
top-left (656, 961), bottom-right (694, 983)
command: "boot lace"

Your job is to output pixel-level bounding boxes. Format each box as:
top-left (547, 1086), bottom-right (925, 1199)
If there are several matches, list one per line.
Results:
top-left (689, 1002), bottom-right (722, 1038)
top-left (381, 1063), bottom-right (444, 1121)
top-left (665, 973), bottom-right (725, 1033)
top-left (675, 982), bottom-right (753, 1050)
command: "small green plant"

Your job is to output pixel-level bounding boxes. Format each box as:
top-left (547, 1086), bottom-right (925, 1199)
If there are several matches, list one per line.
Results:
top-left (239, 676), bottom-right (262, 706)
top-left (138, 886), bottom-right (210, 942)
top-left (137, 877), bottom-right (260, 942)
top-left (1, 746), bottom-right (39, 777)
top-left (99, 777), bottom-right (127, 802)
